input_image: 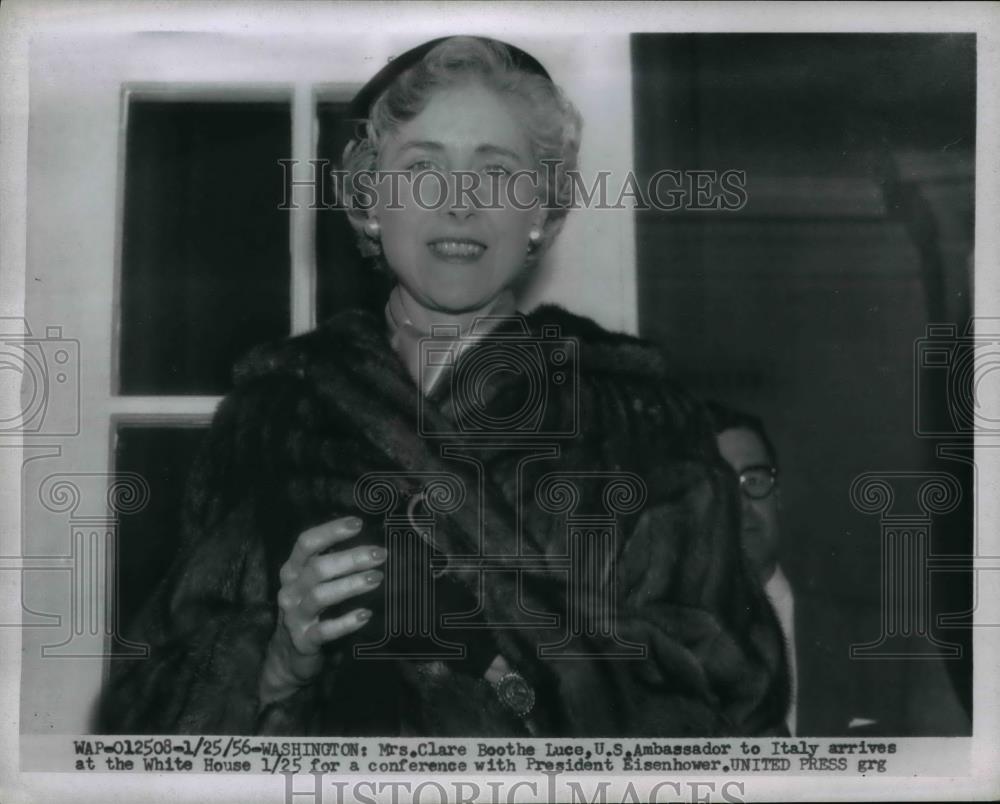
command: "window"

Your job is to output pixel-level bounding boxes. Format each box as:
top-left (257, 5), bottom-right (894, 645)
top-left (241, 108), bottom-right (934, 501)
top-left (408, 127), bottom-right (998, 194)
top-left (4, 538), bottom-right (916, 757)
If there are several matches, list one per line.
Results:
top-left (315, 98), bottom-right (392, 320)
top-left (118, 98), bottom-right (292, 395)
top-left (110, 89), bottom-right (382, 635)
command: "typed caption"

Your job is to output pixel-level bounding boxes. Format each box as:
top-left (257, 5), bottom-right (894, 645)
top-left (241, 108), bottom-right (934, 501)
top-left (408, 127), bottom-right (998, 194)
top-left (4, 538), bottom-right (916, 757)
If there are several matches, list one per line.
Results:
top-left (39, 737), bottom-right (960, 777)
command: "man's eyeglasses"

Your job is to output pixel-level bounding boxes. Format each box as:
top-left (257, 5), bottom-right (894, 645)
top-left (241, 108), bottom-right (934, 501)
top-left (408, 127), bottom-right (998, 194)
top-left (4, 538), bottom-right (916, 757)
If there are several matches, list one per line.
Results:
top-left (738, 464), bottom-right (778, 500)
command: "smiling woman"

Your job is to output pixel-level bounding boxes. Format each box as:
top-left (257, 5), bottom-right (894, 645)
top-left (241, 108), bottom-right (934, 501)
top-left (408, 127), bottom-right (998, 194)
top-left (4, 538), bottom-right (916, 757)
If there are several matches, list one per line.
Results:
top-left (370, 83), bottom-right (545, 321)
top-left (97, 36), bottom-right (790, 738)
top-left (341, 37), bottom-right (581, 334)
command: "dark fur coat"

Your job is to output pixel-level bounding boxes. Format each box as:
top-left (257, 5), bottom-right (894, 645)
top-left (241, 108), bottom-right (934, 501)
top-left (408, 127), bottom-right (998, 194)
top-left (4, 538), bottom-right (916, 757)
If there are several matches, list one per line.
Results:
top-left (98, 304), bottom-right (789, 736)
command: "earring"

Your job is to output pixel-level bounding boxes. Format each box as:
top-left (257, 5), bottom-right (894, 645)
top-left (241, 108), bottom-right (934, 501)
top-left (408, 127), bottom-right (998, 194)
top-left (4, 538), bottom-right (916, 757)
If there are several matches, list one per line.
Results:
top-left (528, 227), bottom-right (542, 248)
top-left (365, 219), bottom-right (381, 238)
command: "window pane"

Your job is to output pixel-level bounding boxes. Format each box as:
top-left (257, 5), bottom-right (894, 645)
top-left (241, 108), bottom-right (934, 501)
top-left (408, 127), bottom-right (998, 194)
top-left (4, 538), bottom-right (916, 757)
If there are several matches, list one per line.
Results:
top-left (113, 424), bottom-right (208, 619)
top-left (315, 100), bottom-right (391, 322)
top-left (119, 100), bottom-right (292, 395)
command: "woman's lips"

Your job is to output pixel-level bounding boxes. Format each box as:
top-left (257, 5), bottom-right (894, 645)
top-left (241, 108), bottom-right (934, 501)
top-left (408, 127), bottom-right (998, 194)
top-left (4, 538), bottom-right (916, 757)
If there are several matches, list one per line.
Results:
top-left (427, 238), bottom-right (487, 261)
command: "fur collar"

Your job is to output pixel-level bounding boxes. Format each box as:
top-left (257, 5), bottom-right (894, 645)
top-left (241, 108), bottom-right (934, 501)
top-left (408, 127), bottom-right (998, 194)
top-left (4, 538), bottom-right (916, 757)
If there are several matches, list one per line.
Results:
top-left (233, 303), bottom-right (674, 388)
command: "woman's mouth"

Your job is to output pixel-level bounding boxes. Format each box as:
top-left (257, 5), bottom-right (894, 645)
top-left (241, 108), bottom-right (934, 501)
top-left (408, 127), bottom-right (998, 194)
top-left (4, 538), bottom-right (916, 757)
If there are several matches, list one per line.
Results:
top-left (427, 238), bottom-right (487, 262)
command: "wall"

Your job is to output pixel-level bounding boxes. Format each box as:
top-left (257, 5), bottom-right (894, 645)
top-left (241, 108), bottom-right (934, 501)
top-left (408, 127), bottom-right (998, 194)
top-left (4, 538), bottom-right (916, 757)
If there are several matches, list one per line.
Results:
top-left (632, 33), bottom-right (974, 735)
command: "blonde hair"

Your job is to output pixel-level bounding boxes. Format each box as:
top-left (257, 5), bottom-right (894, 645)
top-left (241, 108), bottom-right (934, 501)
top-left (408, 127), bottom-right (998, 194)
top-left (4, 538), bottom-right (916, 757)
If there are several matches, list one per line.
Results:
top-left (342, 36), bottom-right (583, 269)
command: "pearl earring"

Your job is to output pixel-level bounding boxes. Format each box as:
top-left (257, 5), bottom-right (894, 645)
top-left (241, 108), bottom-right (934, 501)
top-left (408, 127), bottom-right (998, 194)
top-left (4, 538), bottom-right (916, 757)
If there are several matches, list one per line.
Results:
top-left (528, 227), bottom-right (542, 246)
top-left (365, 219), bottom-right (381, 238)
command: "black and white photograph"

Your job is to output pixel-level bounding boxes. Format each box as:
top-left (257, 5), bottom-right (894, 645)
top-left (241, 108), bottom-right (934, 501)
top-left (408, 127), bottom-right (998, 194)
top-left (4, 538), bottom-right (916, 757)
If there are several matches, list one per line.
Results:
top-left (0, 1), bottom-right (997, 802)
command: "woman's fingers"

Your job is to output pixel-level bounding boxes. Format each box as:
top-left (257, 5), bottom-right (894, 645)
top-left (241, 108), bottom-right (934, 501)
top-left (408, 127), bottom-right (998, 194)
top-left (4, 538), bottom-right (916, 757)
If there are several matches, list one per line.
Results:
top-left (266, 519), bottom-right (385, 700)
top-left (298, 569), bottom-right (384, 618)
top-left (297, 545), bottom-right (387, 591)
top-left (282, 516), bottom-right (365, 582)
top-left (308, 608), bottom-right (374, 644)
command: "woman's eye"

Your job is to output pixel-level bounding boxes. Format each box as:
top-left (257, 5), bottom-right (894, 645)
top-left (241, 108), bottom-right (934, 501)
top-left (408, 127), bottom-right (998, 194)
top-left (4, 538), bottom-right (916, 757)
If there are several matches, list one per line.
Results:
top-left (406, 160), bottom-right (437, 173)
top-left (482, 164), bottom-right (513, 177)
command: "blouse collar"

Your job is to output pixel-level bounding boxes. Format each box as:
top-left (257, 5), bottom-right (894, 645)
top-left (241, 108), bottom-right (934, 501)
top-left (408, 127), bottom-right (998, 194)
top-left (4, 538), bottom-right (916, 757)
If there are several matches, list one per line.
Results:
top-left (385, 285), bottom-right (517, 396)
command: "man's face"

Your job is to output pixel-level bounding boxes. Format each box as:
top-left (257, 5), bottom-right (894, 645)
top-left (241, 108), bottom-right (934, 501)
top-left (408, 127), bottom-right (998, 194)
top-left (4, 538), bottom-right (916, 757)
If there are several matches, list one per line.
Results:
top-left (716, 426), bottom-right (780, 581)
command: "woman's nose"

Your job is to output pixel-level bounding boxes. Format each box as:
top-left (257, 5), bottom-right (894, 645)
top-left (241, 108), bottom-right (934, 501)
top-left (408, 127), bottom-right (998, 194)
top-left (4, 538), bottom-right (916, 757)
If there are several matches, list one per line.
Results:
top-left (444, 172), bottom-right (478, 219)
top-left (447, 204), bottom-right (474, 220)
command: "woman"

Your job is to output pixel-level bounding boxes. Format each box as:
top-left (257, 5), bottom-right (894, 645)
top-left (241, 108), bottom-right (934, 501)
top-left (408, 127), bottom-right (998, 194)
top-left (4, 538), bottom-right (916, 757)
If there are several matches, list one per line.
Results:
top-left (99, 36), bottom-right (788, 736)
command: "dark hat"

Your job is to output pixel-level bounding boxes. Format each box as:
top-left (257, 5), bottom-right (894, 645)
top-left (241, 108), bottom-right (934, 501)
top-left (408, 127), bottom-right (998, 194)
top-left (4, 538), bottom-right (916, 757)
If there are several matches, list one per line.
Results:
top-left (347, 36), bottom-right (552, 120)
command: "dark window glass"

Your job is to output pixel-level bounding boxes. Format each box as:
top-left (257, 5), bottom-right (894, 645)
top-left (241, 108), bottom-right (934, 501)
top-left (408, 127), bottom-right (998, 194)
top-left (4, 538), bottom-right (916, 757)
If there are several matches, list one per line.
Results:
top-left (119, 100), bottom-right (292, 394)
top-left (315, 100), bottom-right (392, 322)
top-left (113, 424), bottom-right (208, 618)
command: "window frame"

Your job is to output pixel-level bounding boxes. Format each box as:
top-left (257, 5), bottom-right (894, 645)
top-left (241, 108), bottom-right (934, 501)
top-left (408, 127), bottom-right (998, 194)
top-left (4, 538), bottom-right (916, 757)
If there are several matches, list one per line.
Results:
top-left (102, 81), bottom-right (365, 687)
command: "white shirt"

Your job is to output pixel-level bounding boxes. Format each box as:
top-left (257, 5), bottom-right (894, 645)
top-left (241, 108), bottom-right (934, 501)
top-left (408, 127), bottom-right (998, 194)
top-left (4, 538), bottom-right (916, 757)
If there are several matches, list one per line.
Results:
top-left (764, 565), bottom-right (797, 735)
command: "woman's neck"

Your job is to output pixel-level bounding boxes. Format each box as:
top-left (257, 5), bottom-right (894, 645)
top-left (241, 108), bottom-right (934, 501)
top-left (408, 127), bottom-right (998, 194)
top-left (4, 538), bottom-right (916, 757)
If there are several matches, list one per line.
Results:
top-left (385, 285), bottom-right (518, 395)
top-left (390, 286), bottom-right (516, 336)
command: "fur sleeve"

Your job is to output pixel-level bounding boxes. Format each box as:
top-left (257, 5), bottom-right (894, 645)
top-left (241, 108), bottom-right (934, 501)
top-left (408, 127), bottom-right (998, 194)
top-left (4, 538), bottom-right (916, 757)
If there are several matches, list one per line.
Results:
top-left (96, 374), bottom-right (321, 734)
top-left (473, 384), bottom-right (791, 737)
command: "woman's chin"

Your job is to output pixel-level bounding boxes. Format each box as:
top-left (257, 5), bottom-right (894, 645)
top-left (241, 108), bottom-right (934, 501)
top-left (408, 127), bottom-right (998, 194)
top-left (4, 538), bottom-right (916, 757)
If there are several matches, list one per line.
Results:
top-left (418, 288), bottom-right (503, 317)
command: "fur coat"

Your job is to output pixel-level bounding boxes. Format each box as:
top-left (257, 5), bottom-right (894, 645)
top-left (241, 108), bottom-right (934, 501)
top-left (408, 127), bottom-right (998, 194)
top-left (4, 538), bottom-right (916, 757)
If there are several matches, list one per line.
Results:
top-left (97, 304), bottom-right (789, 736)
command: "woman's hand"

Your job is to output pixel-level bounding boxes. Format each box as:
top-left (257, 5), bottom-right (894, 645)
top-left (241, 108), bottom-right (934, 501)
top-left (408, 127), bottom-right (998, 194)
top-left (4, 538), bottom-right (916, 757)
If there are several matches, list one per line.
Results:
top-left (258, 516), bottom-right (386, 707)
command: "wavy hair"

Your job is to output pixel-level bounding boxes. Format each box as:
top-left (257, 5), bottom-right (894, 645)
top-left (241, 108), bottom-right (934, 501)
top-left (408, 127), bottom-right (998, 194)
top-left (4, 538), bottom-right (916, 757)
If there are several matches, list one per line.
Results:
top-left (341, 37), bottom-right (583, 269)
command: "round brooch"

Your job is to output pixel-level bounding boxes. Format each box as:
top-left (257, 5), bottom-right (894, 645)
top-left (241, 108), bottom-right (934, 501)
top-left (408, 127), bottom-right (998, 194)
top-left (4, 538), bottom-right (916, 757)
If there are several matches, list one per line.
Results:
top-left (494, 671), bottom-right (536, 717)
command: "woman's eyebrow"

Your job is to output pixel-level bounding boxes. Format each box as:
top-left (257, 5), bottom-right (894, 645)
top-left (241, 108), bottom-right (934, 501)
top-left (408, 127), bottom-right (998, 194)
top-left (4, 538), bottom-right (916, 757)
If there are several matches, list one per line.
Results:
top-left (393, 140), bottom-right (526, 162)
top-left (395, 140), bottom-right (445, 155)
top-left (475, 144), bottom-right (526, 161)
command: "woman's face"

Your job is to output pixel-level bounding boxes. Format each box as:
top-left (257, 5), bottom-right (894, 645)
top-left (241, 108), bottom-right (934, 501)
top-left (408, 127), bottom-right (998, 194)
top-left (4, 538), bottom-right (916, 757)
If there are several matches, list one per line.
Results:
top-left (374, 82), bottom-right (543, 317)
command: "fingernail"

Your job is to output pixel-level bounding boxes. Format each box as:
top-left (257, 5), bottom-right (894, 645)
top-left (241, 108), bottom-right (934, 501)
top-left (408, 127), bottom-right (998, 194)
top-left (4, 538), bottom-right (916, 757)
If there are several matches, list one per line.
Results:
top-left (370, 547), bottom-right (387, 562)
top-left (345, 516), bottom-right (363, 530)
top-left (357, 609), bottom-right (372, 623)
top-left (364, 571), bottom-right (384, 585)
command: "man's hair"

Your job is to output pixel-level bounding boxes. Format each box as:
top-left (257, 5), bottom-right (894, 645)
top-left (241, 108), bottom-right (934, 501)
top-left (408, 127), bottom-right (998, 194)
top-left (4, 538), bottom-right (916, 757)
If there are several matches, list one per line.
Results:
top-left (704, 400), bottom-right (779, 469)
